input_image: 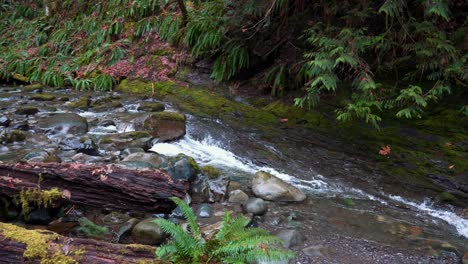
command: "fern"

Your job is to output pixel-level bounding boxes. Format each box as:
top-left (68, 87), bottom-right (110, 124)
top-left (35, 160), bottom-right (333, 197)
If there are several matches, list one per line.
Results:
top-left (154, 197), bottom-right (295, 263)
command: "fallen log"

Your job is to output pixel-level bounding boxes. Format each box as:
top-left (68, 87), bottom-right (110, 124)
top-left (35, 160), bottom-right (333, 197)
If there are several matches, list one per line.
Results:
top-left (0, 222), bottom-right (161, 264)
top-left (0, 162), bottom-right (187, 213)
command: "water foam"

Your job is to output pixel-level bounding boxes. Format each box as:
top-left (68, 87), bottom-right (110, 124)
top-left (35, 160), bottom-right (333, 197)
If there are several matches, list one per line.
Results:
top-left (386, 194), bottom-right (468, 239)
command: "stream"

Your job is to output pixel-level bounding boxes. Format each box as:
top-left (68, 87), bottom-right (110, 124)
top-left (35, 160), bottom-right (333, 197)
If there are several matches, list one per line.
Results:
top-left (0, 85), bottom-right (467, 263)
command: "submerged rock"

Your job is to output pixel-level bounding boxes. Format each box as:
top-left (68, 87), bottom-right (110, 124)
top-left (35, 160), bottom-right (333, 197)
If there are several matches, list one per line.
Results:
top-left (252, 171), bottom-right (306, 202)
top-left (131, 218), bottom-right (166, 245)
top-left (197, 203), bottom-right (212, 218)
top-left (137, 112), bottom-right (186, 142)
top-left (276, 229), bottom-right (306, 248)
top-left (38, 113), bottom-right (88, 135)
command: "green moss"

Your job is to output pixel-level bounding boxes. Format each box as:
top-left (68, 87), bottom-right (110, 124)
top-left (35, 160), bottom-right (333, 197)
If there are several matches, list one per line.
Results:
top-left (437, 192), bottom-right (457, 203)
top-left (99, 137), bottom-right (113, 144)
top-left (0, 222), bottom-right (77, 263)
top-left (77, 217), bottom-right (109, 238)
top-left (23, 83), bottom-right (43, 92)
top-left (15, 106), bottom-right (39, 115)
top-left (150, 111), bottom-right (186, 122)
top-left (19, 187), bottom-right (62, 216)
top-left (138, 102), bottom-right (165, 112)
top-left (0, 130), bottom-right (27, 143)
top-left (68, 95), bottom-right (90, 109)
top-left (31, 94), bottom-right (56, 101)
top-left (202, 165), bottom-right (221, 179)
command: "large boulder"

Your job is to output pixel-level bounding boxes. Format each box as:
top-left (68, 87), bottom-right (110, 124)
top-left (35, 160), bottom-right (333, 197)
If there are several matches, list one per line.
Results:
top-left (37, 113), bottom-right (88, 135)
top-left (137, 112), bottom-right (186, 142)
top-left (131, 218), bottom-right (166, 245)
top-left (252, 171), bottom-right (306, 202)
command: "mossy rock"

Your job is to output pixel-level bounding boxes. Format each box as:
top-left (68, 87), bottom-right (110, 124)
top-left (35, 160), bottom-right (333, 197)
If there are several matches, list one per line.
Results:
top-left (201, 165), bottom-right (221, 179)
top-left (138, 112), bottom-right (186, 142)
top-left (0, 130), bottom-right (27, 143)
top-left (30, 94), bottom-right (55, 101)
top-left (22, 83), bottom-right (43, 92)
top-left (99, 131), bottom-right (152, 150)
top-left (68, 96), bottom-right (91, 110)
top-left (15, 106), bottom-right (39, 115)
top-left (137, 102), bottom-right (165, 112)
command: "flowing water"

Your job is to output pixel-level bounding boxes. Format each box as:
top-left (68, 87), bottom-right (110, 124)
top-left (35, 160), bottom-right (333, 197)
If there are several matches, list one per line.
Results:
top-left (1, 86), bottom-right (467, 261)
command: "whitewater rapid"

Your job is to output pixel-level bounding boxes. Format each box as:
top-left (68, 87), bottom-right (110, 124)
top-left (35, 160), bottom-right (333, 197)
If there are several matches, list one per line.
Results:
top-left (150, 132), bottom-right (468, 239)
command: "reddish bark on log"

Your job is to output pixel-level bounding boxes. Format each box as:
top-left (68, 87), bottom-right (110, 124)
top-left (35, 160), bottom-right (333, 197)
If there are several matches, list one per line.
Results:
top-left (0, 162), bottom-right (187, 213)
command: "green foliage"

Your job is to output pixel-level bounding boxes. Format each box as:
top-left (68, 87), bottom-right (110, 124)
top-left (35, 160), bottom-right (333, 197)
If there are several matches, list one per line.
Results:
top-left (77, 217), bottom-right (109, 238)
top-left (154, 197), bottom-right (295, 264)
top-left (295, 1), bottom-right (466, 127)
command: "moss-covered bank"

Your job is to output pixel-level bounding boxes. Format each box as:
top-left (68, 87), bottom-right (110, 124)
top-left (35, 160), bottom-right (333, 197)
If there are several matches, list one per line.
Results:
top-left (116, 79), bottom-right (467, 205)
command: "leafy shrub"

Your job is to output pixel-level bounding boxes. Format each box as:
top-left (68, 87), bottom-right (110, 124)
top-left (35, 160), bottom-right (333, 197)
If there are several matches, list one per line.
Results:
top-left (154, 197), bottom-right (295, 263)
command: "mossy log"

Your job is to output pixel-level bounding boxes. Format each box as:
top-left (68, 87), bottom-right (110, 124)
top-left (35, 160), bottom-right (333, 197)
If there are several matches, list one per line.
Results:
top-left (0, 222), bottom-right (159, 264)
top-left (0, 162), bottom-right (187, 213)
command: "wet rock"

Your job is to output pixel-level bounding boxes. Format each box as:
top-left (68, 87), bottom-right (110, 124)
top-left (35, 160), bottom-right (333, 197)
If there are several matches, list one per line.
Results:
top-left (26, 208), bottom-right (52, 225)
top-left (160, 154), bottom-right (199, 181)
top-left (0, 116), bottom-right (11, 127)
top-left (68, 95), bottom-right (90, 109)
top-left (227, 181), bottom-right (242, 193)
top-left (12, 121), bottom-right (29, 131)
top-left (23, 150), bottom-right (61, 162)
top-left (30, 94), bottom-right (55, 101)
top-left (436, 192), bottom-right (457, 204)
top-left (102, 212), bottom-right (131, 226)
top-left (0, 129), bottom-right (27, 143)
top-left (276, 229), bottom-right (306, 248)
top-left (252, 171), bottom-right (306, 202)
top-left (60, 136), bottom-right (98, 155)
top-left (38, 113), bottom-right (88, 135)
top-left (120, 147), bottom-right (145, 158)
top-left (131, 218), bottom-right (166, 245)
top-left (137, 112), bottom-right (186, 142)
top-left (100, 131), bottom-right (151, 150)
top-left (91, 96), bottom-right (122, 111)
top-left (23, 83), bottom-right (43, 92)
top-left (114, 218), bottom-right (139, 243)
top-left (98, 119), bottom-right (116, 127)
top-left (138, 102), bottom-right (165, 112)
top-left (191, 174), bottom-right (212, 203)
top-left (243, 198), bottom-right (268, 215)
top-left (70, 153), bottom-right (104, 164)
top-left (197, 203), bottom-right (212, 218)
top-left (92, 101), bottom-right (123, 112)
top-left (15, 106), bottom-right (39, 115)
top-left (118, 161), bottom-right (158, 169)
top-left (463, 252), bottom-right (468, 264)
top-left (122, 152), bottom-right (164, 167)
top-left (228, 189), bottom-right (249, 204)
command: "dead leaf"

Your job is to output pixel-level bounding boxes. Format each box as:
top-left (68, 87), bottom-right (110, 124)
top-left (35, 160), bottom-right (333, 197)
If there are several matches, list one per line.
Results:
top-left (100, 174), bottom-right (108, 181)
top-left (449, 165), bottom-right (455, 170)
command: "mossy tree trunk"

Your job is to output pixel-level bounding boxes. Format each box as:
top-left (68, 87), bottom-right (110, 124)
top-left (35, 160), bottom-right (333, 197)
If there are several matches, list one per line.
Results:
top-left (0, 222), bottom-right (159, 264)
